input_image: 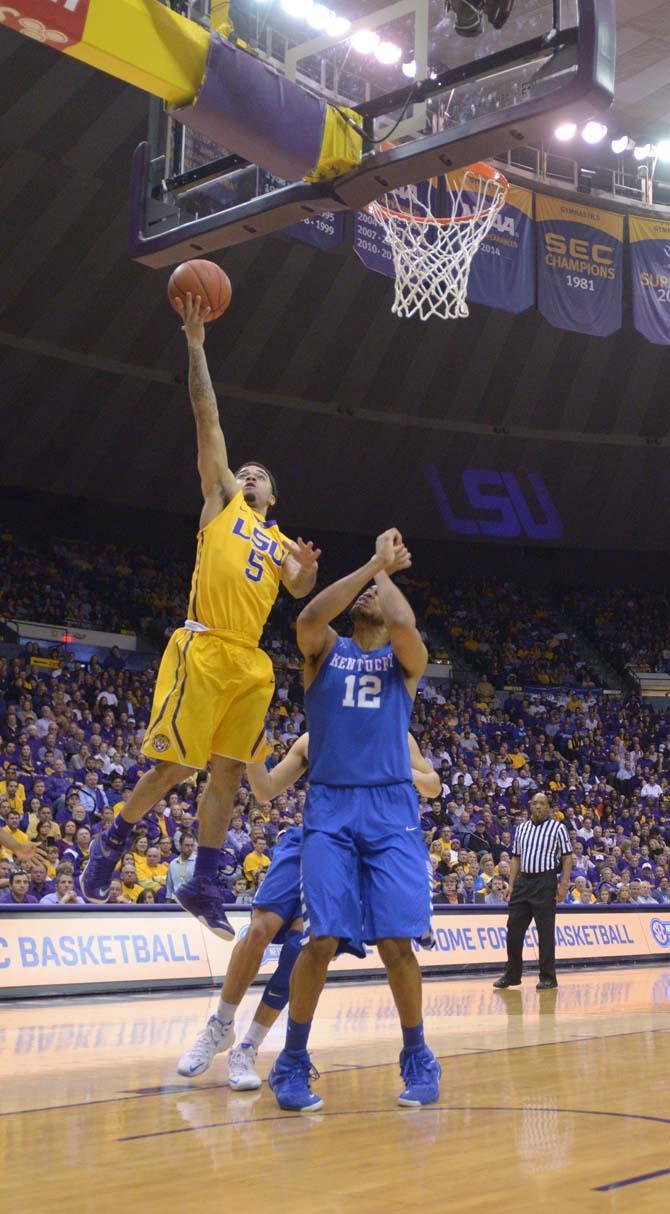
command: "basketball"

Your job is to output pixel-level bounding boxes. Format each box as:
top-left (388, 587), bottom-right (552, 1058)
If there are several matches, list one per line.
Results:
top-left (167, 259), bottom-right (232, 322)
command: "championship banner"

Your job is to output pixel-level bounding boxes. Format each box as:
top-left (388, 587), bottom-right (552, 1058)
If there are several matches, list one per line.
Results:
top-left (629, 215), bottom-right (670, 346)
top-left (259, 171), bottom-right (345, 251)
top-left (536, 195), bottom-right (623, 337)
top-left (353, 209), bottom-right (395, 278)
top-left (0, 0), bottom-right (91, 48)
top-left (467, 184), bottom-right (535, 313)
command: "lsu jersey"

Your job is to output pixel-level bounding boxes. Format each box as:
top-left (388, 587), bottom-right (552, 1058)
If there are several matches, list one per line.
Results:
top-left (187, 490), bottom-right (291, 644)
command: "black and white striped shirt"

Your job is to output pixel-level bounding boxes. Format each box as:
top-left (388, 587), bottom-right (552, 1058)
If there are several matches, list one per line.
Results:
top-left (513, 819), bottom-right (572, 874)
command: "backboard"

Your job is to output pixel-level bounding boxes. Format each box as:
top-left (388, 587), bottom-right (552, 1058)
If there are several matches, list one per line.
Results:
top-left (130, 0), bottom-right (615, 266)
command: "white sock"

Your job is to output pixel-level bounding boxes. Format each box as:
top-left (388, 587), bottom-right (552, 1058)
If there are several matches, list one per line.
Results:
top-left (216, 998), bottom-right (238, 1024)
top-left (243, 1020), bottom-right (270, 1049)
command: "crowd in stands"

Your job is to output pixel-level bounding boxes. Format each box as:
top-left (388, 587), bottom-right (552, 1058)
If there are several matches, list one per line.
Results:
top-left (1, 621), bottom-right (670, 910)
top-left (560, 586), bottom-right (670, 678)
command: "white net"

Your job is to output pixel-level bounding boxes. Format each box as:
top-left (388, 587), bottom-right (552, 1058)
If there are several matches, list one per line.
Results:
top-left (367, 164), bottom-right (509, 322)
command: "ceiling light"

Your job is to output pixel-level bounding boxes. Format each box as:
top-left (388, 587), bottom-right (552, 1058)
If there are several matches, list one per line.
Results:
top-left (375, 41), bottom-right (402, 65)
top-left (402, 60), bottom-right (417, 79)
top-left (581, 121), bottom-right (608, 145)
top-left (654, 139), bottom-right (670, 162)
top-left (633, 143), bottom-right (652, 161)
top-left (610, 135), bottom-right (631, 154)
top-left (281, 0), bottom-right (312, 16)
top-left (351, 29), bottom-right (380, 54)
top-left (306, 3), bottom-right (329, 28)
top-left (554, 122), bottom-right (577, 142)
top-left (324, 13), bottom-right (351, 36)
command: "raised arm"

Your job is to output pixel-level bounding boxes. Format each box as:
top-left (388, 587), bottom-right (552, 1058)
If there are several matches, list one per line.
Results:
top-left (297, 529), bottom-right (410, 671)
top-left (408, 733), bottom-right (441, 799)
top-left (177, 293), bottom-right (238, 528)
top-left (374, 549), bottom-right (427, 685)
top-left (246, 734), bottom-right (309, 801)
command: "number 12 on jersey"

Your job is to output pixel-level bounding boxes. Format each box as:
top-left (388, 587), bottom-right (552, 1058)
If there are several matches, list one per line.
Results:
top-left (342, 674), bottom-right (381, 709)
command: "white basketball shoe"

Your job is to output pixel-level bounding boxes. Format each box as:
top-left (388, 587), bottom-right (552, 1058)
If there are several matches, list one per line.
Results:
top-left (177, 1015), bottom-right (235, 1078)
top-left (228, 1043), bottom-right (262, 1090)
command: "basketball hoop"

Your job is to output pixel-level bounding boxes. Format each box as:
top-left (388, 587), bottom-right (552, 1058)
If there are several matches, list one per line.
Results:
top-left (367, 163), bottom-right (509, 321)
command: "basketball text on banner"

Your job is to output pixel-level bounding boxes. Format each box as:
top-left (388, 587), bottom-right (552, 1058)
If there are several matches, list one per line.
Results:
top-left (629, 215), bottom-right (670, 347)
top-left (258, 171), bottom-right (345, 251)
top-left (0, 0), bottom-right (91, 47)
top-left (467, 184), bottom-right (535, 314)
top-left (536, 195), bottom-right (623, 338)
top-left (353, 211), bottom-right (396, 279)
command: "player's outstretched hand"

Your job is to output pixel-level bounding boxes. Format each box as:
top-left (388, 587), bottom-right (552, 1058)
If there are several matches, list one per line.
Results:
top-left (288, 537), bottom-right (321, 575)
top-left (12, 841), bottom-right (48, 866)
top-left (175, 292), bottom-right (212, 347)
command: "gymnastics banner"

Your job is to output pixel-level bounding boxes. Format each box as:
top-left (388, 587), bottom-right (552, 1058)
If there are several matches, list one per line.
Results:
top-left (259, 170), bottom-right (346, 250)
top-left (536, 195), bottom-right (623, 337)
top-left (467, 184), bottom-right (535, 313)
top-left (629, 215), bottom-right (670, 346)
top-left (0, 1), bottom-right (91, 48)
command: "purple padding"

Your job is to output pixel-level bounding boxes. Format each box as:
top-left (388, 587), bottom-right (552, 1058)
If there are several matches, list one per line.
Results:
top-left (171, 34), bottom-right (326, 182)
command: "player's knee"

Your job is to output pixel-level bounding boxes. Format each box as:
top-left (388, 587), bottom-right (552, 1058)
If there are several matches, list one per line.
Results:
top-left (208, 756), bottom-right (245, 791)
top-left (377, 937), bottom-right (413, 968)
top-left (245, 915), bottom-right (276, 952)
top-left (305, 935), bottom-right (338, 966)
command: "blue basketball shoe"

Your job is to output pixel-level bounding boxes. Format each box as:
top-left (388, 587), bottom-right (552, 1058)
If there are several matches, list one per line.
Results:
top-left (268, 1050), bottom-right (324, 1112)
top-left (80, 830), bottom-right (125, 902)
top-left (175, 877), bottom-right (235, 940)
top-left (397, 1045), bottom-right (442, 1107)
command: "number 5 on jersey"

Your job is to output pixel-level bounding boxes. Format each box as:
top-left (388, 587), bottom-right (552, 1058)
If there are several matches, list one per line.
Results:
top-left (342, 674), bottom-right (381, 709)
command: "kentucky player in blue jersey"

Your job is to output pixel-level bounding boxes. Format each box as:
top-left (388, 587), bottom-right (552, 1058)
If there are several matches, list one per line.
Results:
top-left (269, 528), bottom-right (442, 1112)
top-left (176, 730), bottom-right (440, 1089)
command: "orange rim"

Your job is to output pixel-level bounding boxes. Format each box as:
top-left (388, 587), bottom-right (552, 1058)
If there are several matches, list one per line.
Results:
top-left (368, 163), bottom-right (509, 227)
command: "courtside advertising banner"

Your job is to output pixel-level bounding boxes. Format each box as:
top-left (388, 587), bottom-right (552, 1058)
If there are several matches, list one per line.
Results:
top-left (259, 171), bottom-right (345, 250)
top-left (0, 0), bottom-right (91, 47)
top-left (467, 184), bottom-right (535, 314)
top-left (536, 195), bottom-right (623, 337)
top-left (3, 908), bottom-right (669, 998)
top-left (629, 215), bottom-right (670, 346)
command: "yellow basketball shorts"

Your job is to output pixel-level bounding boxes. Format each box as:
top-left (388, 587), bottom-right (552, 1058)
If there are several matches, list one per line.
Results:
top-left (142, 628), bottom-right (274, 770)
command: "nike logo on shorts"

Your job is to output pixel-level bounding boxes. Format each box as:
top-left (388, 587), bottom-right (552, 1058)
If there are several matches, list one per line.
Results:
top-left (405, 826), bottom-right (418, 832)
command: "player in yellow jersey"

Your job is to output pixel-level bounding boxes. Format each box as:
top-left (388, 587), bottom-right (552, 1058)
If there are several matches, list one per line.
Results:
top-left (82, 294), bottom-right (319, 938)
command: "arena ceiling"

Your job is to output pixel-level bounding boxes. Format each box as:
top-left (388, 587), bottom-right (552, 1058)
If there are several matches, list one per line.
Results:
top-left (0, 5), bottom-right (669, 551)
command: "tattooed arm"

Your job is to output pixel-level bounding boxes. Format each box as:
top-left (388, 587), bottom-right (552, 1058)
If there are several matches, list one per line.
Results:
top-left (175, 292), bottom-right (238, 528)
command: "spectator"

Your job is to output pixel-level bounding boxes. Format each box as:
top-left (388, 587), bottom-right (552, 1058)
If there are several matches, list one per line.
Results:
top-left (165, 833), bottom-right (197, 902)
top-left (483, 876), bottom-right (507, 906)
top-left (0, 871), bottom-right (38, 904)
top-left (40, 871), bottom-right (83, 905)
top-left (243, 837), bottom-right (271, 885)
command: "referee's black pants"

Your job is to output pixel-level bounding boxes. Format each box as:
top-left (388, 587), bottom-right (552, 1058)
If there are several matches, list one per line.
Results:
top-left (504, 872), bottom-right (558, 983)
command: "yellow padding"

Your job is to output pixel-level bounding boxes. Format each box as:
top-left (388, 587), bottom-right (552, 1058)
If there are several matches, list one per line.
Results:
top-left (211, 1), bottom-right (234, 39)
top-left (306, 105), bottom-right (363, 182)
top-left (65, 0), bottom-right (210, 106)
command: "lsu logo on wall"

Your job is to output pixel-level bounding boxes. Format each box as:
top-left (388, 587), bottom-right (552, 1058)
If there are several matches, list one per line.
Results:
top-left (0, 0), bottom-right (90, 48)
top-left (649, 918), bottom-right (670, 949)
top-left (428, 466), bottom-right (563, 542)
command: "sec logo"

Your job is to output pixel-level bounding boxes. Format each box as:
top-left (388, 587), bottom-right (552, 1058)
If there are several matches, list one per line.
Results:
top-left (649, 918), bottom-right (670, 949)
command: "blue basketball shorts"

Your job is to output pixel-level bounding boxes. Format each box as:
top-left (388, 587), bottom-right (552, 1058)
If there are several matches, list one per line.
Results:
top-left (252, 826), bottom-right (303, 943)
top-left (301, 783), bottom-right (432, 945)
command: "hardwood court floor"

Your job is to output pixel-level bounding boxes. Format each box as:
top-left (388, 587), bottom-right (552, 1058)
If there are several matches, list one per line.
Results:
top-left (2, 965), bottom-right (670, 1214)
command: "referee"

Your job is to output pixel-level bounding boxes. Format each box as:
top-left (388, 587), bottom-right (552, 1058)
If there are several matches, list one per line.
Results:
top-left (493, 794), bottom-right (573, 990)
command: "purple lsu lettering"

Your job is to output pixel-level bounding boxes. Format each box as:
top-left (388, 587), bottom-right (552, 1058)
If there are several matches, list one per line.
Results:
top-left (232, 516), bottom-right (285, 582)
top-left (428, 467), bottom-right (564, 541)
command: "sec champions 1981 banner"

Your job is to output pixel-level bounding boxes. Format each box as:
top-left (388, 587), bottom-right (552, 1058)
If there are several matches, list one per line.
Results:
top-left (629, 215), bottom-right (670, 346)
top-left (536, 195), bottom-right (623, 337)
top-left (467, 184), bottom-right (535, 313)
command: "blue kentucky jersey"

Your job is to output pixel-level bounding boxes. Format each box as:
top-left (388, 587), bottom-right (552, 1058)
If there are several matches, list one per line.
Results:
top-left (306, 636), bottom-right (413, 786)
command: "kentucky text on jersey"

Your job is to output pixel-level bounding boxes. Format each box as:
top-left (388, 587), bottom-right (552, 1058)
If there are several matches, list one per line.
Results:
top-left (306, 637), bottom-right (413, 786)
